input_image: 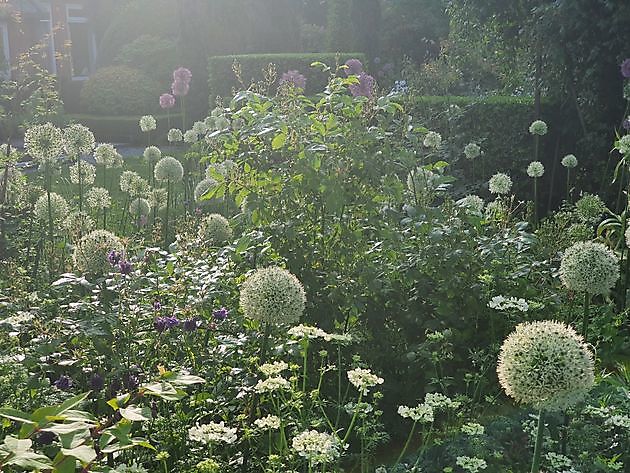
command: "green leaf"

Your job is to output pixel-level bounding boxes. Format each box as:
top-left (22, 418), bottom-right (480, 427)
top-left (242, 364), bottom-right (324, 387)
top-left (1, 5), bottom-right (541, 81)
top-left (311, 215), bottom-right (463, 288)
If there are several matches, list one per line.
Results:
top-left (272, 132), bottom-right (287, 150)
top-left (0, 408), bottom-right (35, 425)
top-left (119, 406), bottom-right (152, 422)
top-left (61, 445), bottom-right (97, 464)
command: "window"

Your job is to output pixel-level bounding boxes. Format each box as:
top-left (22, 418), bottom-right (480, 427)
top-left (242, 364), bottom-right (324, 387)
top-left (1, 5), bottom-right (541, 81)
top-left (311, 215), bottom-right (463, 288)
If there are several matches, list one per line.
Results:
top-left (66, 4), bottom-right (94, 79)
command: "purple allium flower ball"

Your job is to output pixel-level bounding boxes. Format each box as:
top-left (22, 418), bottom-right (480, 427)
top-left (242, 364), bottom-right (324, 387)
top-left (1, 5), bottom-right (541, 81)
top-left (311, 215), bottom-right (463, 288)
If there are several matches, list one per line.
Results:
top-left (344, 58), bottom-right (364, 76)
top-left (153, 300), bottom-right (162, 311)
top-left (165, 315), bottom-right (179, 328)
top-left (621, 58), bottom-right (630, 79)
top-left (171, 80), bottom-right (190, 97)
top-left (349, 73), bottom-right (375, 98)
top-left (623, 117), bottom-right (630, 131)
top-left (173, 67), bottom-right (192, 84)
top-left (107, 250), bottom-right (121, 266)
top-left (182, 318), bottom-right (199, 331)
top-left (154, 316), bottom-right (167, 332)
top-left (212, 307), bottom-right (230, 321)
top-left (160, 93), bottom-right (176, 109)
top-left (54, 375), bottom-right (72, 391)
top-left (280, 70), bottom-right (307, 90)
top-left (89, 373), bottom-right (104, 391)
top-left (119, 260), bottom-right (133, 275)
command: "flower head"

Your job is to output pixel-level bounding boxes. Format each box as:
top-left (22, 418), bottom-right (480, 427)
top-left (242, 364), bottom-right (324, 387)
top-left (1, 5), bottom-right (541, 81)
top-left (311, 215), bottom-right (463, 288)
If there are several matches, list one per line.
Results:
top-left (344, 58), bottom-right (364, 76)
top-left (254, 376), bottom-right (290, 393)
top-left (559, 241), bottom-right (619, 295)
top-left (34, 192), bottom-right (69, 226)
top-left (154, 156), bottom-right (184, 183)
top-left (259, 361), bottom-right (288, 377)
top-left (173, 67), bottom-right (192, 84)
top-left (239, 267), bottom-right (306, 325)
top-left (85, 187), bottom-right (111, 211)
top-left (139, 115), bottom-right (157, 132)
top-left (212, 307), bottom-right (229, 321)
top-left (129, 198), bottom-right (150, 219)
top-left (24, 123), bottom-right (64, 163)
top-left (254, 415), bottom-right (281, 430)
top-left (488, 172), bottom-right (512, 195)
top-left (288, 324), bottom-right (328, 339)
top-left (347, 367), bottom-right (384, 395)
top-left (349, 73), bottom-right (375, 98)
top-left (64, 211), bottom-right (95, 241)
top-left (73, 229), bottom-right (124, 275)
top-left (280, 70), bottom-right (307, 90)
top-left (94, 143), bottom-right (122, 168)
top-left (423, 131), bottom-right (442, 149)
top-left (171, 80), bottom-right (189, 97)
top-left (457, 195), bottom-right (485, 215)
top-left (575, 193), bottom-right (607, 223)
top-left (561, 154), bottom-right (578, 168)
top-left (63, 124), bottom-right (95, 156)
top-left (188, 421), bottom-right (237, 445)
top-left (456, 456), bottom-right (487, 473)
top-left (497, 320), bottom-right (595, 410)
top-left (69, 161), bottom-right (96, 186)
top-left (183, 129), bottom-right (198, 143)
top-left (167, 128), bottom-right (183, 143)
top-left (527, 161), bottom-right (545, 178)
top-left (292, 430), bottom-right (340, 465)
top-left (159, 93), bottom-right (176, 109)
top-left (198, 213), bottom-right (232, 245)
top-left (621, 58), bottom-right (630, 79)
top-left (143, 146), bottom-right (162, 162)
top-left (464, 142), bottom-right (481, 160)
top-left (529, 120), bottom-right (548, 136)
top-left (397, 404), bottom-right (434, 423)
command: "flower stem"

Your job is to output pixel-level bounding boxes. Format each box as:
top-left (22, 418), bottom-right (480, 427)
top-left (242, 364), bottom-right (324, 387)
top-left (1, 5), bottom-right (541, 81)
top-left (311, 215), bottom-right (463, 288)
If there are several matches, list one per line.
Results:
top-left (530, 408), bottom-right (545, 473)
top-left (342, 392), bottom-right (362, 444)
top-left (582, 292), bottom-right (591, 342)
top-left (394, 420), bottom-right (417, 466)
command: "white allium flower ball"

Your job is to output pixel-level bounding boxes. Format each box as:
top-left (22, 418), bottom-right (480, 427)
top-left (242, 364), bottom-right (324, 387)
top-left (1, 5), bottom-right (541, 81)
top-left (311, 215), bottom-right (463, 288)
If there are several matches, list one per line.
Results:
top-left (143, 146), bottom-right (162, 162)
top-left (423, 131), bottom-right (442, 149)
top-left (617, 135), bottom-right (630, 155)
top-left (188, 421), bottom-right (237, 445)
top-left (63, 124), bottom-right (95, 156)
top-left (575, 194), bottom-right (607, 224)
top-left (488, 172), bottom-right (512, 195)
top-left (240, 267), bottom-right (306, 325)
top-left (139, 115), bottom-right (157, 132)
top-left (529, 120), bottom-right (548, 136)
top-left (73, 229), bottom-right (123, 275)
top-left (183, 130), bottom-right (198, 144)
top-left (34, 192), bottom-right (69, 225)
top-left (456, 195), bottom-right (485, 214)
top-left (192, 121), bottom-right (209, 135)
top-left (85, 187), bottom-right (111, 211)
top-left (69, 161), bottom-right (96, 186)
top-left (484, 199), bottom-right (507, 221)
top-left (94, 143), bottom-right (122, 168)
top-left (63, 211), bottom-right (95, 241)
top-left (167, 128), bottom-right (183, 143)
top-left (259, 361), bottom-right (289, 377)
top-left (198, 213), bottom-right (232, 245)
top-left (497, 321), bottom-right (595, 410)
top-left (254, 376), bottom-right (291, 393)
top-left (527, 161), bottom-right (545, 178)
top-left (292, 430), bottom-right (340, 466)
top-left (24, 123), bottom-right (64, 163)
top-left (194, 178), bottom-right (218, 203)
top-left (129, 197), bottom-right (151, 218)
top-left (464, 142), bottom-right (481, 160)
top-left (561, 154), bottom-right (578, 168)
top-left (149, 188), bottom-right (168, 210)
top-left (559, 241), bottom-right (619, 295)
top-left (347, 368), bottom-right (384, 395)
top-left (154, 156), bottom-right (184, 183)
top-left (254, 415), bottom-right (281, 430)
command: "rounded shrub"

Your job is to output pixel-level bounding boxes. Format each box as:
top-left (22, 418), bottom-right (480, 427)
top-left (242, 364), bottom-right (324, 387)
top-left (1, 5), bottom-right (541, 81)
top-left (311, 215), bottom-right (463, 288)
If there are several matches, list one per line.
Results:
top-left (80, 66), bottom-right (161, 116)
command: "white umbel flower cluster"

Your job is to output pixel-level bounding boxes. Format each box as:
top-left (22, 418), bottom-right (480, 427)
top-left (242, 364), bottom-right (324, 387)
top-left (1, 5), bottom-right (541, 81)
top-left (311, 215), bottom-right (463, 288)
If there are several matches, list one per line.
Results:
top-left (288, 324), bottom-right (327, 340)
top-left (497, 321), bottom-right (595, 410)
top-left (73, 229), bottom-right (123, 275)
top-left (154, 156), bottom-right (184, 183)
top-left (129, 198), bottom-right (151, 218)
top-left (456, 456), bottom-right (487, 473)
top-left (347, 368), bottom-right (384, 395)
top-left (461, 422), bottom-right (484, 436)
top-left (143, 146), bottom-right (162, 162)
top-left (167, 128), bottom-right (183, 143)
top-left (194, 178), bottom-right (218, 203)
top-left (188, 421), bottom-right (237, 445)
top-left (259, 361), bottom-right (289, 377)
top-left (488, 172), bottom-right (512, 195)
top-left (254, 376), bottom-right (291, 393)
top-left (239, 267), bottom-right (306, 325)
top-left (198, 214), bottom-right (232, 246)
top-left (254, 415), bottom-right (281, 430)
top-left (456, 195), bottom-right (485, 215)
top-left (397, 404), bottom-right (434, 423)
top-left (292, 430), bottom-right (340, 466)
top-left (487, 295), bottom-right (529, 312)
top-left (120, 171), bottom-right (150, 198)
top-left (559, 241), bottom-right (619, 295)
top-left (527, 161), bottom-right (545, 178)
top-left (94, 143), bottom-right (122, 168)
top-left (64, 211), bottom-right (95, 241)
top-left (34, 192), bottom-right (69, 226)
top-left (575, 194), bottom-right (607, 224)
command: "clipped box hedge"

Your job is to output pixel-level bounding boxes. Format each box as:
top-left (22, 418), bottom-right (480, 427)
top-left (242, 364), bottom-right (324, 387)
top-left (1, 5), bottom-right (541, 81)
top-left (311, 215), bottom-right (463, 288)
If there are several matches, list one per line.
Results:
top-left (208, 52), bottom-right (367, 105)
top-left (66, 113), bottom-right (183, 144)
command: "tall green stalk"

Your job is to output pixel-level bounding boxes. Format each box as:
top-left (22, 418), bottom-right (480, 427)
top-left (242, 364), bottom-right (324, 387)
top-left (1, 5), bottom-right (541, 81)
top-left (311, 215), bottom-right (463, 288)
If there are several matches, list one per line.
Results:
top-left (582, 293), bottom-right (591, 342)
top-left (533, 177), bottom-right (538, 227)
top-left (530, 408), bottom-right (545, 473)
top-left (164, 179), bottom-right (171, 248)
top-left (394, 421), bottom-right (417, 466)
top-left (566, 168), bottom-right (571, 202)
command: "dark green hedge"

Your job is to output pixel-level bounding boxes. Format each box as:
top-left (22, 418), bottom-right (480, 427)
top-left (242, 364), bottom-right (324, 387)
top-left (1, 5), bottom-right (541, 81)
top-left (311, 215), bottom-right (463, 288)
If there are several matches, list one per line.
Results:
top-left (66, 113), bottom-right (182, 144)
top-left (208, 52), bottom-right (367, 105)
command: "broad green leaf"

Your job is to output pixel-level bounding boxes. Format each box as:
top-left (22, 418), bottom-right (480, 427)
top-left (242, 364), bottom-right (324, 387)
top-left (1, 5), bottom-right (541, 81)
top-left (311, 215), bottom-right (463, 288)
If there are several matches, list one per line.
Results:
top-left (271, 132), bottom-right (286, 150)
top-left (120, 406), bottom-right (152, 422)
top-left (61, 445), bottom-right (97, 464)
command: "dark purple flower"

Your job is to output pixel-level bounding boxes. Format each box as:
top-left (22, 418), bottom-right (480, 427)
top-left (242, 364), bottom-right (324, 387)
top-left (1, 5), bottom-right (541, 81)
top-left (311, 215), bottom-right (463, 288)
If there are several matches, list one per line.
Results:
top-left (623, 117), bottom-right (630, 131)
top-left (344, 58), bottom-right (364, 76)
top-left (89, 373), bottom-right (104, 391)
top-left (119, 260), bottom-right (133, 275)
top-left (153, 300), bottom-right (162, 311)
top-left (165, 315), bottom-right (179, 328)
top-left (212, 307), bottom-right (230, 321)
top-left (37, 431), bottom-right (56, 445)
top-left (54, 375), bottom-right (72, 391)
top-left (160, 93), bottom-right (176, 109)
top-left (182, 318), bottom-right (199, 331)
top-left (173, 67), bottom-right (192, 84)
top-left (171, 80), bottom-right (190, 97)
top-left (349, 73), bottom-right (375, 98)
top-left (123, 373), bottom-right (140, 390)
top-left (280, 70), bottom-right (307, 90)
top-left (621, 58), bottom-right (630, 79)
top-left (154, 316), bottom-right (168, 332)
top-left (107, 250), bottom-right (121, 266)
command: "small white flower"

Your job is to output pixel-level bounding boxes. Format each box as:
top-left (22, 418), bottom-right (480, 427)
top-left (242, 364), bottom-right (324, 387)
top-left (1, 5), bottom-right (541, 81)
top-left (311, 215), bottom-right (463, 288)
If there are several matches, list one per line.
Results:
top-left (167, 128), bottom-right (183, 143)
top-left (259, 361), bottom-right (289, 377)
top-left (254, 376), bottom-right (291, 393)
top-left (397, 404), bottom-right (434, 423)
top-left (188, 421), bottom-right (237, 445)
top-left (347, 368), bottom-right (384, 395)
top-left (292, 430), bottom-right (340, 465)
top-left (461, 422), bottom-right (484, 436)
top-left (488, 295), bottom-right (529, 312)
top-left (254, 415), bottom-right (281, 430)
top-left (288, 324), bottom-right (327, 340)
top-left (488, 172), bottom-right (512, 195)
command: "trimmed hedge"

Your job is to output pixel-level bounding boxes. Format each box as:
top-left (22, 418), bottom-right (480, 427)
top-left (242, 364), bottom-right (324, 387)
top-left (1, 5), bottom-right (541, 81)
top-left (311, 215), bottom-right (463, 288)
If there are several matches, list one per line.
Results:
top-left (66, 113), bottom-right (183, 144)
top-left (208, 52), bottom-right (367, 105)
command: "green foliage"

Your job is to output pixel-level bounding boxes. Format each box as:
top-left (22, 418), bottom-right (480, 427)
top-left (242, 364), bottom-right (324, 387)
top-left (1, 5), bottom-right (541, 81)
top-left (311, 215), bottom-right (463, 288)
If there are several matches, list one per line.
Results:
top-left (326, 0), bottom-right (353, 52)
top-left (114, 35), bottom-right (179, 85)
top-left (207, 52), bottom-right (366, 103)
top-left (66, 113), bottom-right (182, 144)
top-left (79, 66), bottom-right (162, 116)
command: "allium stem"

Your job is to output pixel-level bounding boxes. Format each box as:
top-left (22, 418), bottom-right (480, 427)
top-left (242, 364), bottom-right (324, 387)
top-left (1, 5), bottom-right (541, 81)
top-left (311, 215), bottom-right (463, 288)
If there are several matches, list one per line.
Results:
top-left (394, 420), bottom-right (417, 467)
top-left (77, 155), bottom-right (83, 211)
top-left (533, 177), bottom-right (538, 227)
top-left (530, 408), bottom-right (545, 473)
top-left (566, 168), bottom-right (571, 202)
top-left (164, 179), bottom-right (171, 248)
top-left (582, 292), bottom-right (591, 342)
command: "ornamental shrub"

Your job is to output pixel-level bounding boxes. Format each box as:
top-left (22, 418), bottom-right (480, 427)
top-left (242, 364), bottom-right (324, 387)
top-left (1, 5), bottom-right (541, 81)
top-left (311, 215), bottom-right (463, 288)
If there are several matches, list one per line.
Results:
top-left (80, 66), bottom-right (162, 116)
